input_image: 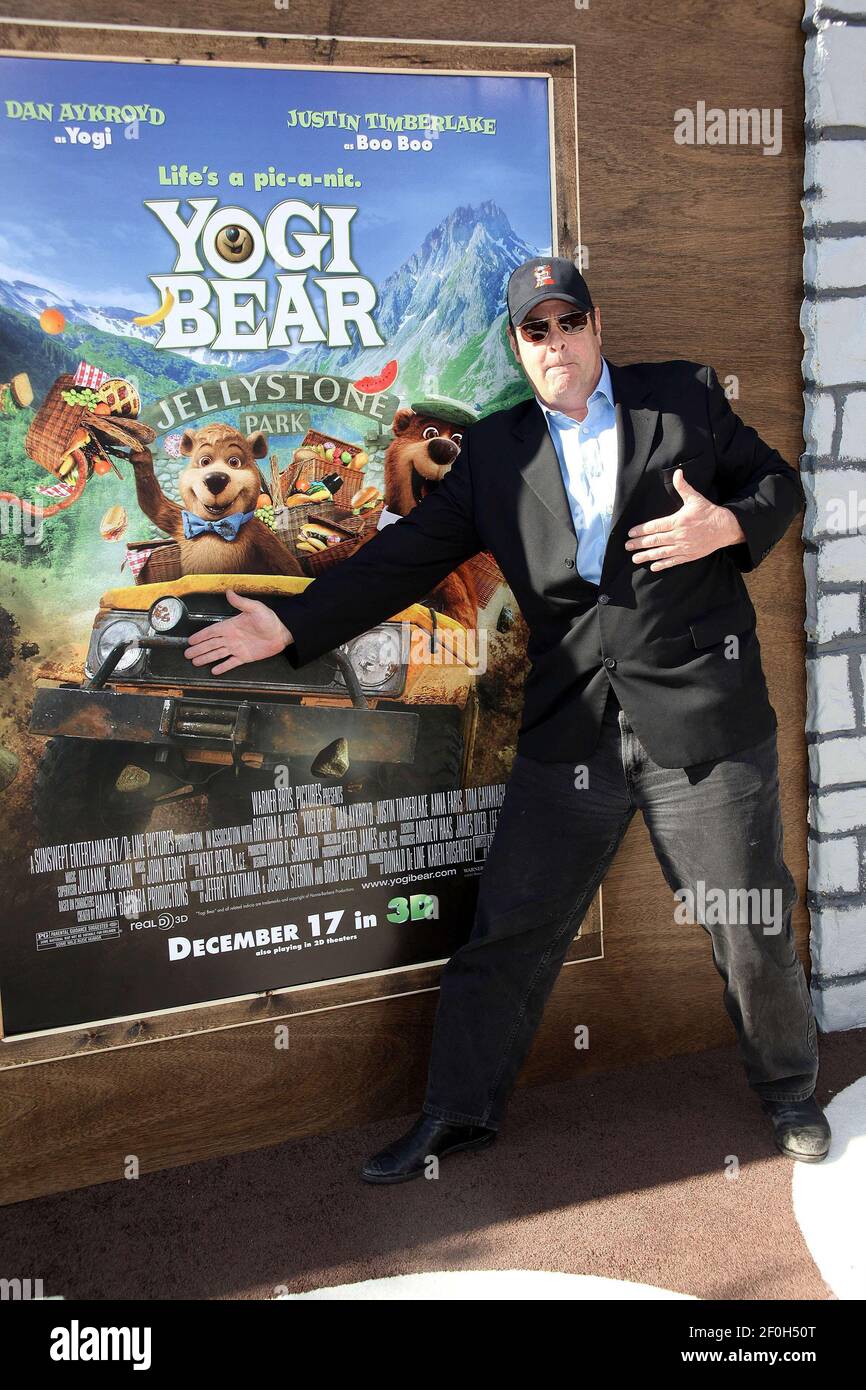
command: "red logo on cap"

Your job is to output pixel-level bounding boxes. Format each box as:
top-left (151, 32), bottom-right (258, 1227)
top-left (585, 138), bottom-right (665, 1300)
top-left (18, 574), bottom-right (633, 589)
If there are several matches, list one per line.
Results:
top-left (533, 263), bottom-right (555, 288)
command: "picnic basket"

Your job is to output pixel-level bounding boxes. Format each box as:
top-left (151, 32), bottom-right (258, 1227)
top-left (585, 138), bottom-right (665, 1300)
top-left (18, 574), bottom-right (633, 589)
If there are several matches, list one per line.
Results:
top-left (123, 539), bottom-right (183, 586)
top-left (296, 501), bottom-right (382, 576)
top-left (466, 550), bottom-right (506, 607)
top-left (25, 373), bottom-right (155, 478)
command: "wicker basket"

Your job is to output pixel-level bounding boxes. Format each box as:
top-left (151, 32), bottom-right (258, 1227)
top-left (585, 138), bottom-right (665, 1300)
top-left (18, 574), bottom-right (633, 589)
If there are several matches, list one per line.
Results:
top-left (25, 373), bottom-right (156, 477)
top-left (466, 550), bottom-right (506, 607)
top-left (272, 498), bottom-right (321, 549)
top-left (293, 459), bottom-right (368, 507)
top-left (25, 375), bottom-right (87, 476)
top-left (303, 501), bottom-right (368, 537)
top-left (293, 429), bottom-right (369, 502)
top-left (301, 534), bottom-right (368, 576)
top-left (301, 427), bottom-right (365, 463)
top-left (124, 539), bottom-right (183, 585)
top-left (299, 504), bottom-right (383, 576)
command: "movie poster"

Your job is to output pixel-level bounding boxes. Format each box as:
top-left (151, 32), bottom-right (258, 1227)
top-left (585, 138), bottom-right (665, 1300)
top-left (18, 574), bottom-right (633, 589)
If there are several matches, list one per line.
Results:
top-left (0, 53), bottom-right (560, 1035)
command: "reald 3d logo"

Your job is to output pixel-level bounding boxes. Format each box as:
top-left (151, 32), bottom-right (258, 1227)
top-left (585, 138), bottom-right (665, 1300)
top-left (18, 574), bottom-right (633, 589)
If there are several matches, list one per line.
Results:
top-left (386, 893), bottom-right (439, 923)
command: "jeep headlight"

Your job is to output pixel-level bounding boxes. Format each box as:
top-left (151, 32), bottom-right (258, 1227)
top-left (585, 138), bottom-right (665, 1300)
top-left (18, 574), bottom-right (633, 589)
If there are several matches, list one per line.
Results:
top-left (336, 626), bottom-right (405, 691)
top-left (87, 616), bottom-right (147, 676)
top-left (148, 595), bottom-right (187, 633)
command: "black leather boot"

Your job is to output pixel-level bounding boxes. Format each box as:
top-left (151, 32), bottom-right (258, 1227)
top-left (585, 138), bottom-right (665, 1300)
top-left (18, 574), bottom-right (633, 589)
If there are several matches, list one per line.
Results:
top-left (760, 1094), bottom-right (831, 1162)
top-left (361, 1114), bottom-right (497, 1184)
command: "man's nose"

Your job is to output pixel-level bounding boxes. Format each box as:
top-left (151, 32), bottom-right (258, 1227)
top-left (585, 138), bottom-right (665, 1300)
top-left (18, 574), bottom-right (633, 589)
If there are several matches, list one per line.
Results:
top-left (546, 325), bottom-right (571, 351)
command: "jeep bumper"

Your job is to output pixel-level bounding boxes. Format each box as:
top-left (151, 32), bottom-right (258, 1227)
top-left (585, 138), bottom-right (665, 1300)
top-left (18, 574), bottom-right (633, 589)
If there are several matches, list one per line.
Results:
top-left (29, 685), bottom-right (419, 765)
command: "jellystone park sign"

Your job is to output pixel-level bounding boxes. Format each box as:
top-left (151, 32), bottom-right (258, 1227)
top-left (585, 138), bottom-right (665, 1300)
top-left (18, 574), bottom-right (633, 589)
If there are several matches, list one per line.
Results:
top-left (141, 372), bottom-right (399, 435)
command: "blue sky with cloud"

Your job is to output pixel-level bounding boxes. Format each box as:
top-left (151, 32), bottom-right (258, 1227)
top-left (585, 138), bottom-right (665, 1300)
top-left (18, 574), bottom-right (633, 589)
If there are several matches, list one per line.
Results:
top-left (0, 56), bottom-right (554, 309)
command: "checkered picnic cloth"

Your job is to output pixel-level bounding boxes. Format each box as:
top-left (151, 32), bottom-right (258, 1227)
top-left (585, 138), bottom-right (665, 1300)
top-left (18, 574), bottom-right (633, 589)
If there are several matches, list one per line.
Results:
top-left (35, 473), bottom-right (77, 498)
top-left (73, 361), bottom-right (110, 390)
top-left (123, 546), bottom-right (154, 578)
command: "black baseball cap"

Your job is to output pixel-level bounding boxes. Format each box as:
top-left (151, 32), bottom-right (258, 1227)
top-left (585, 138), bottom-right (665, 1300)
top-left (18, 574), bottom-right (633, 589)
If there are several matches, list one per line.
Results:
top-left (507, 256), bottom-right (594, 326)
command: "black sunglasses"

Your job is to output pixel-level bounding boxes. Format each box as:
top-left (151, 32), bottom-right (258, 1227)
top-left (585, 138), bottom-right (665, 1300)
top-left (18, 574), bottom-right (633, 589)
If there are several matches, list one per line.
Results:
top-left (517, 309), bottom-right (592, 343)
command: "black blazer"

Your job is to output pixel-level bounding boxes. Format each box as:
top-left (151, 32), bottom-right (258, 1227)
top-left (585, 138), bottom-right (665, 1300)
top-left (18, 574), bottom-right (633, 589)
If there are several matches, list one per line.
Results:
top-left (267, 358), bottom-right (804, 767)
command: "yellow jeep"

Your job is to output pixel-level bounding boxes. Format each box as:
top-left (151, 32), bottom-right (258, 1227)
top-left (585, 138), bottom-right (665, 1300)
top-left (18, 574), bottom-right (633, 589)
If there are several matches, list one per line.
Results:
top-left (29, 573), bottom-right (480, 837)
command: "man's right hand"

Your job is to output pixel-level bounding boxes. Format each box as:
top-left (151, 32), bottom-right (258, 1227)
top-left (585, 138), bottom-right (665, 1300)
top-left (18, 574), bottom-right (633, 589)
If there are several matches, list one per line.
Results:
top-left (183, 589), bottom-right (293, 675)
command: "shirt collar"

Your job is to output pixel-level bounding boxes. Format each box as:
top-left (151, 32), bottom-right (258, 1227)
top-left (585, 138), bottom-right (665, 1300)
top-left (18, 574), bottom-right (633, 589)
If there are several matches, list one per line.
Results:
top-left (534, 356), bottom-right (614, 427)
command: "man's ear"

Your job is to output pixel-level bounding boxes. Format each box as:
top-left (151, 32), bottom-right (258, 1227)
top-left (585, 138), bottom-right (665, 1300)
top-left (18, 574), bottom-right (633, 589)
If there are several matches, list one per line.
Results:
top-left (506, 324), bottom-right (521, 367)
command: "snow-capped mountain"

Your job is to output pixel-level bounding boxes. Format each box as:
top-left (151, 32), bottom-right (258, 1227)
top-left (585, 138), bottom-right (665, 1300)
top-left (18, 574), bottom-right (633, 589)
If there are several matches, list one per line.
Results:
top-left (0, 278), bottom-right (155, 345)
top-left (0, 201), bottom-right (540, 403)
top-left (310, 200), bottom-right (536, 403)
top-left (0, 278), bottom-right (290, 372)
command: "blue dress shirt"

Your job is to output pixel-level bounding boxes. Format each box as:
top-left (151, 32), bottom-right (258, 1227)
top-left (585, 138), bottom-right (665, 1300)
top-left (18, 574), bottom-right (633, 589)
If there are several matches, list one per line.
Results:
top-left (535, 356), bottom-right (619, 585)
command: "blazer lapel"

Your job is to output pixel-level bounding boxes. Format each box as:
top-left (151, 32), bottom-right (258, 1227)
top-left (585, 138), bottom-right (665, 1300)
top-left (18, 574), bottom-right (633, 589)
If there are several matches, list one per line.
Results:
top-left (509, 396), bottom-right (573, 535)
top-left (606, 360), bottom-right (659, 537)
top-left (509, 359), bottom-right (660, 546)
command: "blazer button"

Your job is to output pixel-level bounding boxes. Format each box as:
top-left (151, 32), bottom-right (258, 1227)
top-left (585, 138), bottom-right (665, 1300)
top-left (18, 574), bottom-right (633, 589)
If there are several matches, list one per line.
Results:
top-left (604, 657), bottom-right (617, 669)
top-left (598, 593), bottom-right (610, 604)
top-left (564, 558), bottom-right (575, 568)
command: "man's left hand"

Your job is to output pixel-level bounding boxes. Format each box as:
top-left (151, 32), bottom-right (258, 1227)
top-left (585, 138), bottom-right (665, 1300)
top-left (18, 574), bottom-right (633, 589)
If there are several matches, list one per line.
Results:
top-left (624, 468), bottom-right (746, 570)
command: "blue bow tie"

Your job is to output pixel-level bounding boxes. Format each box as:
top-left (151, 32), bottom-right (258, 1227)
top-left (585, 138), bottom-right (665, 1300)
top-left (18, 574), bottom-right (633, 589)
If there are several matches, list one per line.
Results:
top-left (181, 508), bottom-right (257, 541)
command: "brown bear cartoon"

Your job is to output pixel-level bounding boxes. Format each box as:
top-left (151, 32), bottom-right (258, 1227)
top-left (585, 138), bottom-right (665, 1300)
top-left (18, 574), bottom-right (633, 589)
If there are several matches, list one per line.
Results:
top-left (129, 424), bottom-right (303, 577)
top-left (378, 400), bottom-right (479, 630)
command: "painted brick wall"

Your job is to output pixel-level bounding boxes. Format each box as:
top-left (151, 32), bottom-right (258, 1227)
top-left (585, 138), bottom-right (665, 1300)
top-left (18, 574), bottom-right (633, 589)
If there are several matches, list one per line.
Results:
top-left (802, 0), bottom-right (866, 1030)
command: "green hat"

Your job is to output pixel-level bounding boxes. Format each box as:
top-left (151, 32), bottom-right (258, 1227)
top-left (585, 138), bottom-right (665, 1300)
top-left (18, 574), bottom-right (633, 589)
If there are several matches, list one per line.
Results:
top-left (410, 395), bottom-right (479, 426)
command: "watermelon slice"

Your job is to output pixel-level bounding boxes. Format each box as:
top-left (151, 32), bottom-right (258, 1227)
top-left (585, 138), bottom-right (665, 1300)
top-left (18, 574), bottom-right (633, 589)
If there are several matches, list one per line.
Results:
top-left (352, 359), bottom-right (398, 394)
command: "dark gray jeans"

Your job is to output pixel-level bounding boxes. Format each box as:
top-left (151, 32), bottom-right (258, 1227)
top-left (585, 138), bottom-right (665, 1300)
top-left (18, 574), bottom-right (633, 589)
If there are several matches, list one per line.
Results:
top-left (422, 683), bottom-right (819, 1131)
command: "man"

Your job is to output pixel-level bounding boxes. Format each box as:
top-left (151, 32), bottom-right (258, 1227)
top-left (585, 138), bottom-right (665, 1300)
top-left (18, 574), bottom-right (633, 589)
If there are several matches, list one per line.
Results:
top-left (184, 256), bottom-right (830, 1181)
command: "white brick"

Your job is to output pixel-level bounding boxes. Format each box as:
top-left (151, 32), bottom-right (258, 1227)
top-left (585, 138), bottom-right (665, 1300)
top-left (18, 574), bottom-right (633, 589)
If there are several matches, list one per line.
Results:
top-left (805, 143), bottom-right (866, 223)
top-left (801, 298), bottom-right (866, 386)
top-left (817, 533), bottom-right (866, 581)
top-left (816, 591), bottom-right (861, 640)
top-left (805, 236), bottom-right (866, 292)
top-left (806, 654), bottom-right (856, 731)
top-left (841, 392), bottom-right (866, 459)
top-left (810, 733), bottom-right (866, 784)
top-left (803, 550), bottom-right (819, 637)
top-left (806, 0), bottom-right (866, 23)
top-left (802, 391), bottom-right (836, 455)
top-left (812, 787), bottom-right (866, 833)
top-left (809, 835), bottom-right (861, 892)
top-left (806, 1), bottom-right (865, 19)
top-left (814, 978), bottom-right (866, 1033)
top-left (802, 467), bottom-right (866, 537)
top-left (810, 906), bottom-right (866, 977)
top-left (807, 28), bottom-right (866, 127)
top-left (801, 473), bottom-right (818, 538)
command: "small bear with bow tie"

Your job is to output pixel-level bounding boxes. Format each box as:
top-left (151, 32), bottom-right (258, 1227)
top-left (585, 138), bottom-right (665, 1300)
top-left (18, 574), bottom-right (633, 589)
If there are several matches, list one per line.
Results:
top-left (129, 424), bottom-right (303, 577)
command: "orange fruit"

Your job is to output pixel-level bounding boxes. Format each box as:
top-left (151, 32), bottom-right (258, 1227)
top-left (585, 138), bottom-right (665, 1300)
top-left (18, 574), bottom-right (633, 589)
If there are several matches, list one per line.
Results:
top-left (39, 307), bottom-right (65, 334)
